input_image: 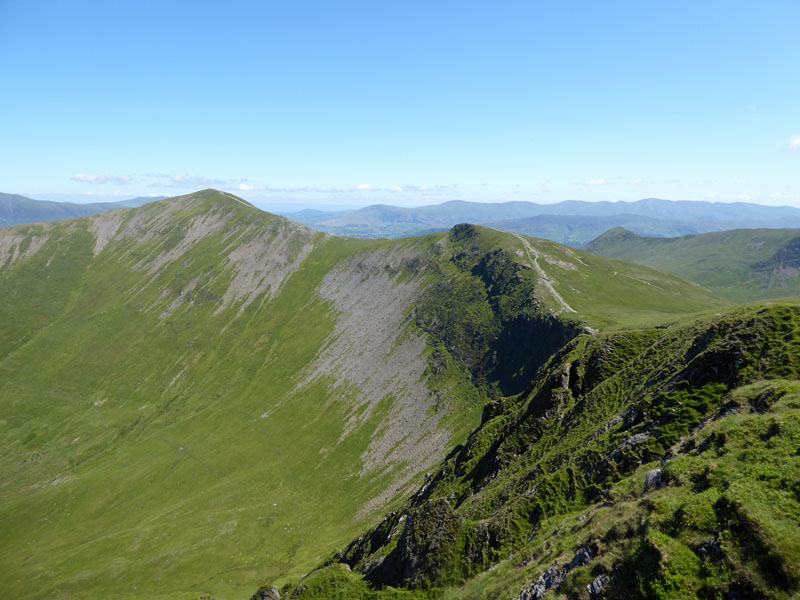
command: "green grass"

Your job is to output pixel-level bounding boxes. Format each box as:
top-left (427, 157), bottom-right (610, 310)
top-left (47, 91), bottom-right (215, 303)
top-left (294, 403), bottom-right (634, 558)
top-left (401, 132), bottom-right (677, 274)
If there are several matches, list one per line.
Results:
top-left (586, 226), bottom-right (800, 303)
top-left (307, 303), bottom-right (800, 600)
top-left (0, 192), bottom-right (737, 600)
top-left (504, 233), bottom-right (728, 329)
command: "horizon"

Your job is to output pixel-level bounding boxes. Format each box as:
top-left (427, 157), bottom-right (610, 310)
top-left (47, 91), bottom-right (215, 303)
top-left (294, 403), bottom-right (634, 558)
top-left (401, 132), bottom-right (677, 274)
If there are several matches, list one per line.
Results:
top-left (2, 1), bottom-right (799, 207)
top-left (11, 190), bottom-right (800, 216)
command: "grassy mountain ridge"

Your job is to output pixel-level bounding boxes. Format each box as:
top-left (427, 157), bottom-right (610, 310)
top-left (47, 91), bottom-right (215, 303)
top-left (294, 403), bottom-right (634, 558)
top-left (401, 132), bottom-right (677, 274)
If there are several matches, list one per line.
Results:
top-left (262, 302), bottom-right (800, 600)
top-left (585, 227), bottom-right (800, 302)
top-left (0, 191), bottom-right (722, 599)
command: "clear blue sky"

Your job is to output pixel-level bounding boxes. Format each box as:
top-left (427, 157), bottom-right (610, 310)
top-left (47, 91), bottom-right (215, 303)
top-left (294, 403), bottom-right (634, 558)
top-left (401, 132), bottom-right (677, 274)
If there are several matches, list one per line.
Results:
top-left (1, 0), bottom-right (798, 209)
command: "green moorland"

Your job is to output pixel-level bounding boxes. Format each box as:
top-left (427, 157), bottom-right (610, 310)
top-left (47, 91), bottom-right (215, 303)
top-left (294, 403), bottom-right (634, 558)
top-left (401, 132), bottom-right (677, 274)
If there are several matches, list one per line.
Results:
top-left (585, 226), bottom-right (800, 303)
top-left (0, 191), bottom-right (725, 600)
top-left (267, 302), bottom-right (800, 600)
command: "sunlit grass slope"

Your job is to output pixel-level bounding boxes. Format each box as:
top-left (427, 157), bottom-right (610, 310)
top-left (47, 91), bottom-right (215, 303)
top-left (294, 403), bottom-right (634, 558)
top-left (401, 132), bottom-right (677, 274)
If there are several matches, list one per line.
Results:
top-left (275, 303), bottom-right (800, 600)
top-left (586, 227), bottom-right (800, 303)
top-left (0, 192), bottom-right (725, 600)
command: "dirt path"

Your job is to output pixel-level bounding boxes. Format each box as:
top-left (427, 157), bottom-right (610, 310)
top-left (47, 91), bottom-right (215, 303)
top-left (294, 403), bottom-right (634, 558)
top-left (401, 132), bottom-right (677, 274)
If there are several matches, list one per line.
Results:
top-left (514, 233), bottom-right (576, 314)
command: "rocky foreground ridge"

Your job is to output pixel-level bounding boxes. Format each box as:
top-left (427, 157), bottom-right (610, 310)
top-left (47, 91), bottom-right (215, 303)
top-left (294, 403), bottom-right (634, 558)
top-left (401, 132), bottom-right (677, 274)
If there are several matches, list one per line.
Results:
top-left (254, 303), bottom-right (800, 600)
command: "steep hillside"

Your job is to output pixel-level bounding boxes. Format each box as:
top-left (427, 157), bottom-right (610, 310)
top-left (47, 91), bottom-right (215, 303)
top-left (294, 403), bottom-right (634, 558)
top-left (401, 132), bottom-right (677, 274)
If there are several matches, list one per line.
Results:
top-left (262, 302), bottom-right (800, 600)
top-left (0, 191), bottom-right (724, 600)
top-left (0, 192), bottom-right (162, 227)
top-left (586, 227), bottom-right (800, 302)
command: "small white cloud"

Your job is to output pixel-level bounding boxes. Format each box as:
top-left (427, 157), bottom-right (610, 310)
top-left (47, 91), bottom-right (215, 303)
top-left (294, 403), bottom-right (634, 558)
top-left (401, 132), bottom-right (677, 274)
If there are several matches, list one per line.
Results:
top-left (72, 173), bottom-right (137, 185)
top-left (585, 178), bottom-right (605, 185)
top-left (161, 174), bottom-right (233, 188)
top-left (789, 135), bottom-right (800, 151)
top-left (629, 178), bottom-right (643, 185)
top-left (73, 173), bottom-right (100, 183)
top-left (391, 186), bottom-right (403, 192)
top-left (236, 183), bottom-right (264, 191)
top-left (356, 183), bottom-right (372, 191)
top-left (419, 185), bottom-right (429, 190)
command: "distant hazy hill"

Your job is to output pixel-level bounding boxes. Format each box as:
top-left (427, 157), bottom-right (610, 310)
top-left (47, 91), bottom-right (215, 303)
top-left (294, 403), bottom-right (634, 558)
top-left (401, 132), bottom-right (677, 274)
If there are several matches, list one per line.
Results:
top-left (0, 192), bottom-right (164, 227)
top-left (586, 226), bottom-right (800, 302)
top-left (288, 198), bottom-right (800, 245)
top-left (483, 213), bottom-right (709, 246)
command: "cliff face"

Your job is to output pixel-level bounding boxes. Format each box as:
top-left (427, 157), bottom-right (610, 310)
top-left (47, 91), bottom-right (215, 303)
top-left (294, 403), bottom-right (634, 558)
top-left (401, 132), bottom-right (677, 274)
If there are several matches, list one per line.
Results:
top-left (268, 304), bottom-right (800, 600)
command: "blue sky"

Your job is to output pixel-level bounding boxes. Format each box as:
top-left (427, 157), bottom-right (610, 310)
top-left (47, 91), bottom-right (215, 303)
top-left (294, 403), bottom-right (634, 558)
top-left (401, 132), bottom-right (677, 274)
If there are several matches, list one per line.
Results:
top-left (1, 0), bottom-right (798, 210)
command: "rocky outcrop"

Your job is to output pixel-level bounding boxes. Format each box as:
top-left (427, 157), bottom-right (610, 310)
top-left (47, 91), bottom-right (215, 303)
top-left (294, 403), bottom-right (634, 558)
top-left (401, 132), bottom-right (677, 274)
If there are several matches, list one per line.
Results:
top-left (377, 498), bottom-right (465, 588)
top-left (250, 585), bottom-right (281, 600)
top-left (513, 544), bottom-right (596, 599)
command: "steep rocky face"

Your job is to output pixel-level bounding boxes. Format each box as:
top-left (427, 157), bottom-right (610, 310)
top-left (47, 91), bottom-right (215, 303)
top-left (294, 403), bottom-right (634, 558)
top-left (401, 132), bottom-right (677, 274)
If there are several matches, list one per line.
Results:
top-left (274, 304), bottom-right (800, 600)
top-left (415, 225), bottom-right (582, 397)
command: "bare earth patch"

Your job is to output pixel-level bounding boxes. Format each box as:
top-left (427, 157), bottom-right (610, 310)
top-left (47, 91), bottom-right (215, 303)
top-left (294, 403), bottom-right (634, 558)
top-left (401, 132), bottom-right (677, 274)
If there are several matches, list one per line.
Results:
top-left (89, 210), bottom-right (127, 256)
top-left (215, 221), bottom-right (319, 315)
top-left (0, 225), bottom-right (52, 268)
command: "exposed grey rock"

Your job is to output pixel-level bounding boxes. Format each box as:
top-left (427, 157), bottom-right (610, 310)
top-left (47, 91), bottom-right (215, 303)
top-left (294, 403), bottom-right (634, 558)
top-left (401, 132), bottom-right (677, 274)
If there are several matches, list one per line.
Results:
top-left (568, 544), bottom-right (594, 569)
top-left (251, 584), bottom-right (280, 600)
top-left (607, 432), bottom-right (651, 462)
top-left (379, 498), bottom-right (465, 588)
top-left (513, 544), bottom-right (596, 599)
top-left (643, 468), bottom-right (662, 492)
top-left (695, 537), bottom-right (723, 561)
top-left (587, 573), bottom-right (610, 599)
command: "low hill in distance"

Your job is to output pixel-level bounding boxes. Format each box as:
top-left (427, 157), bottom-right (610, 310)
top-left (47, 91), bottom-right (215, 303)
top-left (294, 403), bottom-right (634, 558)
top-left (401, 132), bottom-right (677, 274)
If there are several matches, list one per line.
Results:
top-left (482, 213), bottom-right (706, 247)
top-left (288, 198), bottom-right (800, 245)
top-left (0, 190), bottom-right (725, 600)
top-left (586, 227), bottom-right (800, 303)
top-left (0, 192), bottom-right (165, 227)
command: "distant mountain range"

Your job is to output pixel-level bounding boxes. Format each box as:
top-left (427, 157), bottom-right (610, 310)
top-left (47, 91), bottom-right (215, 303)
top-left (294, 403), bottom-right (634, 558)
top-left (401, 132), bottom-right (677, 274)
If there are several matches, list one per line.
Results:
top-left (288, 198), bottom-right (800, 245)
top-left (7, 193), bottom-right (800, 248)
top-left (0, 193), bottom-right (165, 228)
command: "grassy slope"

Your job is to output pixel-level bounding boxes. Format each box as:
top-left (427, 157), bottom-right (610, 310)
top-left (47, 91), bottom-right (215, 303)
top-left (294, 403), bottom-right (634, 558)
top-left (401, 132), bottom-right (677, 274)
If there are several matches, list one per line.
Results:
top-left (499, 232), bottom-right (726, 329)
top-left (1, 194), bottom-right (459, 600)
top-left (0, 199), bottom-right (392, 599)
top-left (0, 195), bottom-right (725, 600)
top-left (585, 227), bottom-right (800, 303)
top-left (276, 302), bottom-right (800, 600)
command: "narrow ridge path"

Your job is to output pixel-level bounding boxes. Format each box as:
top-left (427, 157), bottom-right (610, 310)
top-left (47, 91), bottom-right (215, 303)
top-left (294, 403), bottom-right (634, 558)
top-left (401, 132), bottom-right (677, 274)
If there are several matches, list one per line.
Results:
top-left (514, 233), bottom-right (576, 314)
